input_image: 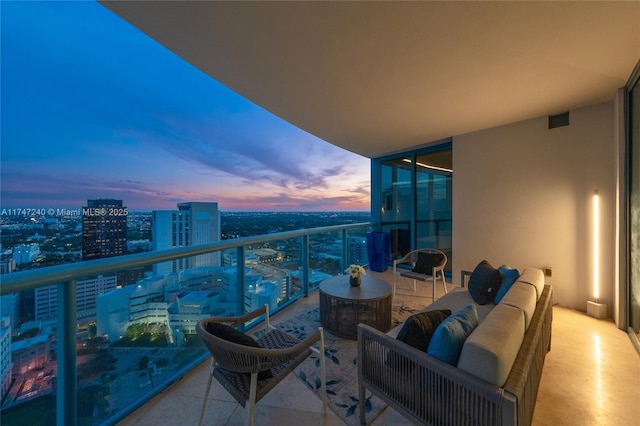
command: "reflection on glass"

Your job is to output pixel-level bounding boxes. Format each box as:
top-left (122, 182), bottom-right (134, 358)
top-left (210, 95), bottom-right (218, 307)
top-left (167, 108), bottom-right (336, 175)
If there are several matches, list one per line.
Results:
top-left (378, 148), bottom-right (452, 270)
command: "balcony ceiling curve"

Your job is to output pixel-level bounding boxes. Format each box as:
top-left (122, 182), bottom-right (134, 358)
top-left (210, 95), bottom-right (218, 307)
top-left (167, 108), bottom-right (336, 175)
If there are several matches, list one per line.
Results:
top-left (100, 1), bottom-right (640, 159)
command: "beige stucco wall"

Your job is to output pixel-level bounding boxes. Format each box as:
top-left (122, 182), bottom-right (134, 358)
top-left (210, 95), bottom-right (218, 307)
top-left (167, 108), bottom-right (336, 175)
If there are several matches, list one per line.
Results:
top-left (453, 102), bottom-right (616, 315)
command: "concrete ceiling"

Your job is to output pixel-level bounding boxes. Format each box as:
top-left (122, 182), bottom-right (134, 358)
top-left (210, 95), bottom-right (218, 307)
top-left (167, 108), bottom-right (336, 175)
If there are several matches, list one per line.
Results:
top-left (100, 1), bottom-right (640, 158)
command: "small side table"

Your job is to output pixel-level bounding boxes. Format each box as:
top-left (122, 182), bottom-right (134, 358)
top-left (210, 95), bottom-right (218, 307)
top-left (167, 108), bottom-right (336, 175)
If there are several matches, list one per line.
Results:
top-left (319, 275), bottom-right (392, 339)
top-left (461, 270), bottom-right (472, 288)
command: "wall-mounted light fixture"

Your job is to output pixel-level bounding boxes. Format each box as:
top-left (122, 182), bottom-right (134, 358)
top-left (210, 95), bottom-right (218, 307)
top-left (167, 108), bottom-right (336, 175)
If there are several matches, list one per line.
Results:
top-left (587, 190), bottom-right (607, 319)
top-left (593, 189), bottom-right (600, 301)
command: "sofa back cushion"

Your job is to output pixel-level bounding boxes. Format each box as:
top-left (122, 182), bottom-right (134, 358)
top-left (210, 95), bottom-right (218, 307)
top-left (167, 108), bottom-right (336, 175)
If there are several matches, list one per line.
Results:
top-left (457, 303), bottom-right (525, 387)
top-left (468, 260), bottom-right (502, 305)
top-left (422, 287), bottom-right (495, 323)
top-left (427, 304), bottom-right (478, 365)
top-left (517, 268), bottom-right (545, 300)
top-left (499, 282), bottom-right (537, 329)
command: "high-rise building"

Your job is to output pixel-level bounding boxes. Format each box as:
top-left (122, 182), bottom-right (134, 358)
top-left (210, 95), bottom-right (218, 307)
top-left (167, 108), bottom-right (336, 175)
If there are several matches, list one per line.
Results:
top-left (82, 199), bottom-right (127, 261)
top-left (348, 236), bottom-right (369, 266)
top-left (35, 275), bottom-right (118, 323)
top-left (12, 243), bottom-right (41, 265)
top-left (33, 200), bottom-right (128, 331)
top-left (0, 317), bottom-right (12, 401)
top-left (0, 256), bottom-right (20, 332)
top-left (0, 292), bottom-right (19, 332)
top-left (152, 202), bottom-right (220, 275)
top-left (0, 258), bottom-right (16, 275)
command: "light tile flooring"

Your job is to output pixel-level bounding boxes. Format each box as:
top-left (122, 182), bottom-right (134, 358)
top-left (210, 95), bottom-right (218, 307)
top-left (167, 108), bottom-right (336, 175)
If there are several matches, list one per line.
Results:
top-left (118, 271), bottom-right (640, 426)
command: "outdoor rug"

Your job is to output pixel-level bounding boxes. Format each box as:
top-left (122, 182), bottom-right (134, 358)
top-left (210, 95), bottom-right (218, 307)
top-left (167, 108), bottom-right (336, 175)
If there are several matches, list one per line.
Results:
top-left (258, 284), bottom-right (430, 425)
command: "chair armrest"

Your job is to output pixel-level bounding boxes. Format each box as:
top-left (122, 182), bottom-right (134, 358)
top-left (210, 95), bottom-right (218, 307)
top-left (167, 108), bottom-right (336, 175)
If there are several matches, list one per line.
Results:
top-left (210, 305), bottom-right (268, 328)
top-left (393, 257), bottom-right (415, 274)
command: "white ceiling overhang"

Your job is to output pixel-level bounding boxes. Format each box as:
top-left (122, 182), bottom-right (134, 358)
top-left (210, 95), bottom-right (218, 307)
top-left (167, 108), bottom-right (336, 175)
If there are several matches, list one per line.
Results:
top-left (100, 1), bottom-right (640, 158)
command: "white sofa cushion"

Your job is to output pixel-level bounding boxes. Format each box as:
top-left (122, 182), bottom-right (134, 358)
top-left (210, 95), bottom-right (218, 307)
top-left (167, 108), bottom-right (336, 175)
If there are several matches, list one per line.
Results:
top-left (499, 282), bottom-right (537, 329)
top-left (424, 287), bottom-right (496, 321)
top-left (457, 303), bottom-right (525, 387)
top-left (516, 267), bottom-right (545, 300)
top-left (387, 288), bottom-right (495, 338)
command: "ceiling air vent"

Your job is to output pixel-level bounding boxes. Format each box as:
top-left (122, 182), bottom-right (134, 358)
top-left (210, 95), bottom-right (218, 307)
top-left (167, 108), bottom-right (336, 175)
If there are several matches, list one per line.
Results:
top-left (548, 112), bottom-right (570, 129)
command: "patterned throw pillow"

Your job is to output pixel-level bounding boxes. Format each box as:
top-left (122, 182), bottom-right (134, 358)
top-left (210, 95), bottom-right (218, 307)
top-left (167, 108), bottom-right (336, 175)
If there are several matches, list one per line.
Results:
top-left (396, 309), bottom-right (452, 351)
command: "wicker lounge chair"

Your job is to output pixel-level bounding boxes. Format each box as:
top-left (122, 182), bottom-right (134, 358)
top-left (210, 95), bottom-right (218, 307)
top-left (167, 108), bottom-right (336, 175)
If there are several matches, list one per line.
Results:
top-left (393, 248), bottom-right (448, 300)
top-left (196, 305), bottom-right (326, 426)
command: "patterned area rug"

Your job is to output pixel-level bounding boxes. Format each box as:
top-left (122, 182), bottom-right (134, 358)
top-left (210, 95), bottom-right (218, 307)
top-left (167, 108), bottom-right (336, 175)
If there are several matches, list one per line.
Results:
top-left (261, 285), bottom-right (430, 425)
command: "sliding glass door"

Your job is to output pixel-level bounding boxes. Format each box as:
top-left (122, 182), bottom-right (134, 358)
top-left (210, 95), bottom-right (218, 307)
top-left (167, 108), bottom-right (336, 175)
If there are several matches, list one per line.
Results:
top-left (375, 144), bottom-right (452, 272)
top-left (379, 156), bottom-right (412, 259)
top-left (416, 151), bottom-right (453, 272)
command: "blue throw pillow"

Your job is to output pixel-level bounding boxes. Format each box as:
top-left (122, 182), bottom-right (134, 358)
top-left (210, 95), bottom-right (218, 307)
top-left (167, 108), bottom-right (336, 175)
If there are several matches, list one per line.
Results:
top-left (427, 304), bottom-right (479, 365)
top-left (494, 265), bottom-right (520, 303)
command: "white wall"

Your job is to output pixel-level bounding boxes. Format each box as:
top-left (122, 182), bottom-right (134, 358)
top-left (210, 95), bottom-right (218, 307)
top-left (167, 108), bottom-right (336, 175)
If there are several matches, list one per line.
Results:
top-left (453, 102), bottom-right (615, 314)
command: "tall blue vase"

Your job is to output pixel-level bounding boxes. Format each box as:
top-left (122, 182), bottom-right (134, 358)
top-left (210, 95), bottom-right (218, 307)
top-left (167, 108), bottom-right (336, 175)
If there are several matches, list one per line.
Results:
top-left (367, 231), bottom-right (390, 272)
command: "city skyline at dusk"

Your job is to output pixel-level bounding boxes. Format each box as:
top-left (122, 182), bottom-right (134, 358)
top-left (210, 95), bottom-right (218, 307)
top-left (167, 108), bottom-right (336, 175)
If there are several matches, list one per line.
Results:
top-left (0, 1), bottom-right (371, 213)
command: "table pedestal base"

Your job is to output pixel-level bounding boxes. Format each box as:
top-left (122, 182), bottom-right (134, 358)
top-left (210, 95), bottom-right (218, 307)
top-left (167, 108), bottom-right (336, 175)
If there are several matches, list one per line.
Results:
top-left (319, 291), bottom-right (391, 339)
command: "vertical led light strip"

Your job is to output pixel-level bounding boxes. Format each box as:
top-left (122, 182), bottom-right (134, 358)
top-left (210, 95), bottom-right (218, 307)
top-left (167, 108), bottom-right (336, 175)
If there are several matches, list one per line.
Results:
top-left (593, 190), bottom-right (600, 302)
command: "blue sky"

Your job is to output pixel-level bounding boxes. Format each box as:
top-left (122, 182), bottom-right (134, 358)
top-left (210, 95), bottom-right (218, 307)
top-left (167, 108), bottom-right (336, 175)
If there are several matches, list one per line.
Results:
top-left (0, 1), bottom-right (370, 212)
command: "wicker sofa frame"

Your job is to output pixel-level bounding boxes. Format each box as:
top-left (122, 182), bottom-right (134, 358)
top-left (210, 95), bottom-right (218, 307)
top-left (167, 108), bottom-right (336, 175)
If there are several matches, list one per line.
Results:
top-left (357, 284), bottom-right (553, 425)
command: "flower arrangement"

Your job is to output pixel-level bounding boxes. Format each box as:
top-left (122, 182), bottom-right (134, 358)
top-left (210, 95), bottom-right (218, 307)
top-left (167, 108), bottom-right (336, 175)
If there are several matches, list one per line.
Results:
top-left (345, 264), bottom-right (366, 287)
top-left (345, 264), bottom-right (366, 278)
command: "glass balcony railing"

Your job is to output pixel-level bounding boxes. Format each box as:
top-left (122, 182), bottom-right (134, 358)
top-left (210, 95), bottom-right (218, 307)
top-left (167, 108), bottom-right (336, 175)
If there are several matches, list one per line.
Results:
top-left (0, 222), bottom-right (371, 426)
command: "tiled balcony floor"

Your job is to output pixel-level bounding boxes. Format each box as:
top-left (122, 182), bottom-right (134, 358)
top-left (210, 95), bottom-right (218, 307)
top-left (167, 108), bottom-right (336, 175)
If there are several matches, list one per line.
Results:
top-left (118, 270), bottom-right (640, 425)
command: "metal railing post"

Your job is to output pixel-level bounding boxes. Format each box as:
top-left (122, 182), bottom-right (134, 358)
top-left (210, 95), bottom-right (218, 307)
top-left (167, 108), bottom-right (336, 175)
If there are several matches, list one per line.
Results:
top-left (236, 246), bottom-right (245, 316)
top-left (302, 235), bottom-right (309, 297)
top-left (57, 280), bottom-right (77, 426)
top-left (342, 228), bottom-right (348, 272)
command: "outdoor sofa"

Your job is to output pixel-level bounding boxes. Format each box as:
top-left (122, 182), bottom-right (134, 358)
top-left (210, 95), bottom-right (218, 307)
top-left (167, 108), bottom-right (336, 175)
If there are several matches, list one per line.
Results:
top-left (357, 264), bottom-right (553, 425)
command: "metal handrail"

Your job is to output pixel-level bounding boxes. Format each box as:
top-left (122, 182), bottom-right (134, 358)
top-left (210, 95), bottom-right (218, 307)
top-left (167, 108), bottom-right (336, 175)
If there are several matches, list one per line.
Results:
top-left (0, 222), bottom-right (371, 294)
top-left (0, 221), bottom-right (371, 426)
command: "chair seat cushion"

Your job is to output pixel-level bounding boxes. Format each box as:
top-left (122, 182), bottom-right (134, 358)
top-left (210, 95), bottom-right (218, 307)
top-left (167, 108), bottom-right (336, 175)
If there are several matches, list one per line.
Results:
top-left (399, 270), bottom-right (435, 281)
top-left (396, 309), bottom-right (452, 351)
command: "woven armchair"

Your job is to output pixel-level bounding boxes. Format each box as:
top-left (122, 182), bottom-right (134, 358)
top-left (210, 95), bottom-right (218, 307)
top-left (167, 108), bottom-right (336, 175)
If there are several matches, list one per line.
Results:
top-left (196, 305), bottom-right (326, 426)
top-left (393, 248), bottom-right (448, 300)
